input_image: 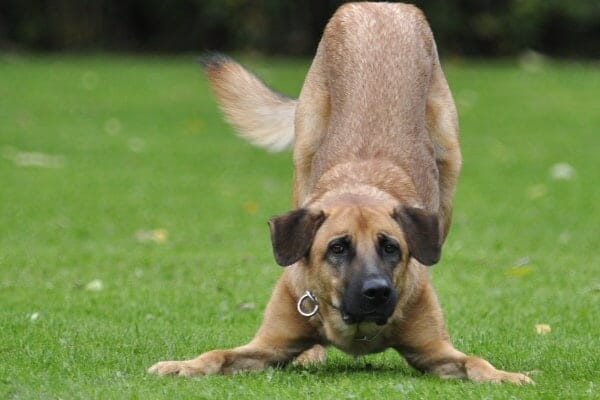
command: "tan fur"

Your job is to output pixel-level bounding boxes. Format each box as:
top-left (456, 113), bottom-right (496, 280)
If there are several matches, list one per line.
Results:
top-left (204, 57), bottom-right (296, 151)
top-left (149, 2), bottom-right (531, 384)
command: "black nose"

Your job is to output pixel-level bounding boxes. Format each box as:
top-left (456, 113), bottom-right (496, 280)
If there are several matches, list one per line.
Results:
top-left (362, 278), bottom-right (392, 306)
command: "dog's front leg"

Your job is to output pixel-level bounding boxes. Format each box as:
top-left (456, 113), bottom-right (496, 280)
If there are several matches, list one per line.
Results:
top-left (394, 278), bottom-right (532, 384)
top-left (398, 341), bottom-right (533, 384)
top-left (149, 273), bottom-right (319, 376)
top-left (148, 340), bottom-right (307, 376)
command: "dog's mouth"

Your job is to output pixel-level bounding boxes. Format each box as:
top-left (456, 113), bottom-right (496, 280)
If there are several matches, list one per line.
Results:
top-left (340, 309), bottom-right (390, 326)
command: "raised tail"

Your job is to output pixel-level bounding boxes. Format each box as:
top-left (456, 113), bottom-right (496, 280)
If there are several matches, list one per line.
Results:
top-left (200, 54), bottom-right (296, 151)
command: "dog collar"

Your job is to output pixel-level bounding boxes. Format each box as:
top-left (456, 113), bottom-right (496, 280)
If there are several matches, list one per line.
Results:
top-left (297, 290), bottom-right (319, 317)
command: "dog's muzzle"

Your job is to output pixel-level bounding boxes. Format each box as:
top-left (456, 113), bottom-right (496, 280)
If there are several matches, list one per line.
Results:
top-left (341, 276), bottom-right (397, 325)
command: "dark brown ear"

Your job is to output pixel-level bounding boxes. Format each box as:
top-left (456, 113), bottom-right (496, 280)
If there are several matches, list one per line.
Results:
top-left (268, 208), bottom-right (326, 267)
top-left (393, 206), bottom-right (441, 266)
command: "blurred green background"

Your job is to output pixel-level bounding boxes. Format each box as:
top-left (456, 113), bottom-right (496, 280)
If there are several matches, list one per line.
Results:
top-left (1, 0), bottom-right (599, 58)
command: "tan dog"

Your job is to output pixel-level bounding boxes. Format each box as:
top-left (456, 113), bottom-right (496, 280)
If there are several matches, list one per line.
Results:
top-left (149, 2), bottom-right (531, 384)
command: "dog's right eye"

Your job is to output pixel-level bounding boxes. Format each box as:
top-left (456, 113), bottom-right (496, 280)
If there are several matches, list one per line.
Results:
top-left (327, 237), bottom-right (349, 256)
top-left (329, 243), bottom-right (346, 254)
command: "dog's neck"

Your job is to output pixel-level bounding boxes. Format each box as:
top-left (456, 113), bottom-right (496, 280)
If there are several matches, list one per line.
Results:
top-left (304, 159), bottom-right (424, 210)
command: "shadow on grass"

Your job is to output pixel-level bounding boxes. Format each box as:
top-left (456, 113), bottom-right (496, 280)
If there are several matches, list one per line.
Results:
top-left (284, 356), bottom-right (421, 378)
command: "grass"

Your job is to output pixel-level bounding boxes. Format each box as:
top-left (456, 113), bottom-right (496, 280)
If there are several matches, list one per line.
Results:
top-left (1, 53), bottom-right (599, 399)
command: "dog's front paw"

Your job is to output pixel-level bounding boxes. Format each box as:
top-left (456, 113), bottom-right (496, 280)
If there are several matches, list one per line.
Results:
top-left (148, 360), bottom-right (200, 376)
top-left (465, 357), bottom-right (534, 385)
top-left (149, 351), bottom-right (228, 376)
top-left (496, 370), bottom-right (534, 385)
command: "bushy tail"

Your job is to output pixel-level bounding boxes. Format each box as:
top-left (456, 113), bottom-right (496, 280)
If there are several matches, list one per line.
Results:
top-left (200, 54), bottom-right (296, 151)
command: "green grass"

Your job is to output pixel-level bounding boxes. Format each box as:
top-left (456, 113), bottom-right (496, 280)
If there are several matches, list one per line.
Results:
top-left (1, 54), bottom-right (599, 399)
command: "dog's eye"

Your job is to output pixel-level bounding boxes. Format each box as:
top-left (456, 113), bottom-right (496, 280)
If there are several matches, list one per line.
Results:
top-left (383, 243), bottom-right (398, 254)
top-left (378, 235), bottom-right (400, 258)
top-left (329, 243), bottom-right (346, 254)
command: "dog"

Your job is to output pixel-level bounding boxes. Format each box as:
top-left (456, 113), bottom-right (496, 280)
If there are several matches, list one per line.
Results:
top-left (149, 2), bottom-right (532, 384)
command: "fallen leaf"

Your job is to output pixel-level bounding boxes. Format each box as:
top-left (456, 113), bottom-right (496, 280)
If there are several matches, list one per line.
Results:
top-left (243, 200), bottom-right (258, 214)
top-left (85, 279), bottom-right (104, 292)
top-left (507, 266), bottom-right (534, 277)
top-left (135, 228), bottom-right (168, 243)
top-left (549, 162), bottom-right (575, 180)
top-left (535, 323), bottom-right (551, 334)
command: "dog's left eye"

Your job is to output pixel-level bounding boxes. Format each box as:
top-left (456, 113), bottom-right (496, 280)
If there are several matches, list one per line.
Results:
top-left (378, 235), bottom-right (400, 257)
top-left (383, 243), bottom-right (398, 254)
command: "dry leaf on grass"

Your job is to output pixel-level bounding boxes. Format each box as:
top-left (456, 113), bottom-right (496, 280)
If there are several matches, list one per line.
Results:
top-left (535, 324), bottom-right (551, 334)
top-left (85, 279), bottom-right (104, 292)
top-left (549, 162), bottom-right (575, 181)
top-left (243, 200), bottom-right (258, 214)
top-left (135, 228), bottom-right (168, 244)
top-left (507, 266), bottom-right (534, 277)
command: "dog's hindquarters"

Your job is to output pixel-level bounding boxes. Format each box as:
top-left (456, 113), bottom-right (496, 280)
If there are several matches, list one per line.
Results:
top-left (426, 48), bottom-right (461, 241)
top-left (293, 42), bottom-right (331, 206)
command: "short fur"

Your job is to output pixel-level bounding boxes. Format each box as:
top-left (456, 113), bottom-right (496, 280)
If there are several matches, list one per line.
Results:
top-left (149, 2), bottom-right (531, 384)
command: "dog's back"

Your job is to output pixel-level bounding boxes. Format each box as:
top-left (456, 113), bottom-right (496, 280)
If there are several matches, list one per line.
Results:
top-left (321, 3), bottom-right (434, 141)
top-left (308, 3), bottom-right (439, 210)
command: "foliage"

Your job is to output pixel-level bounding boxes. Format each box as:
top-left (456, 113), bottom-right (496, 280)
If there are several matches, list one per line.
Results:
top-left (0, 1), bottom-right (599, 57)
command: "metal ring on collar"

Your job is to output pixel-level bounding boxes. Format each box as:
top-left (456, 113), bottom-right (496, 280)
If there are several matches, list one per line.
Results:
top-left (297, 290), bottom-right (319, 317)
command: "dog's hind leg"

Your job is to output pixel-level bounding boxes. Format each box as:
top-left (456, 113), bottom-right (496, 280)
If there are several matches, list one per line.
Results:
top-left (293, 42), bottom-right (330, 207)
top-left (425, 55), bottom-right (461, 242)
top-left (293, 344), bottom-right (327, 366)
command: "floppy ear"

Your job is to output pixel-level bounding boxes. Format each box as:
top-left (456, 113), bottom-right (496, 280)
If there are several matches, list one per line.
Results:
top-left (268, 208), bottom-right (326, 267)
top-left (393, 206), bottom-right (441, 266)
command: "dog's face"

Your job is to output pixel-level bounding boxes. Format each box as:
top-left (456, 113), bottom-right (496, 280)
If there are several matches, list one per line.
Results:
top-left (269, 199), bottom-right (440, 330)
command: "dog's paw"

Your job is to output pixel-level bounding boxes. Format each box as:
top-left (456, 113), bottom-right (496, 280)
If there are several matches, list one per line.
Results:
top-left (149, 351), bottom-right (228, 376)
top-left (293, 344), bottom-right (326, 366)
top-left (464, 357), bottom-right (534, 385)
top-left (496, 370), bottom-right (534, 385)
top-left (148, 360), bottom-right (200, 376)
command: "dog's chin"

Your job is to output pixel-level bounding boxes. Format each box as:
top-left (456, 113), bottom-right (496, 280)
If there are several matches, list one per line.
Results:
top-left (341, 311), bottom-right (390, 326)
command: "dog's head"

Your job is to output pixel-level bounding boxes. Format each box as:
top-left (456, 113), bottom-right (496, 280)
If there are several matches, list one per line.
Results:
top-left (268, 200), bottom-right (440, 327)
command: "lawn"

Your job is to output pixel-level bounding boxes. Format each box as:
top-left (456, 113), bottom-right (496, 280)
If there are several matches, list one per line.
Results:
top-left (0, 54), bottom-right (598, 399)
